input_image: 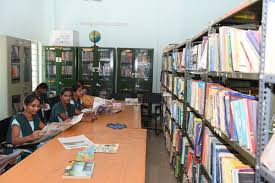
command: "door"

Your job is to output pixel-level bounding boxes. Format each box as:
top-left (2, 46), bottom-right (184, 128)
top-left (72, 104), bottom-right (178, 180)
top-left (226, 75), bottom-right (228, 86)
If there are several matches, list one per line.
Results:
top-left (97, 47), bottom-right (115, 99)
top-left (45, 46), bottom-right (59, 95)
top-left (133, 48), bottom-right (153, 93)
top-left (59, 47), bottom-right (77, 90)
top-left (78, 47), bottom-right (95, 95)
top-left (117, 48), bottom-right (135, 93)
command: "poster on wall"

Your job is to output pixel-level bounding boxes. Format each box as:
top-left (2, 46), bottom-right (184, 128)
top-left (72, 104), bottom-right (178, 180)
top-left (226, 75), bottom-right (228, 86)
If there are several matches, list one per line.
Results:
top-left (50, 30), bottom-right (79, 46)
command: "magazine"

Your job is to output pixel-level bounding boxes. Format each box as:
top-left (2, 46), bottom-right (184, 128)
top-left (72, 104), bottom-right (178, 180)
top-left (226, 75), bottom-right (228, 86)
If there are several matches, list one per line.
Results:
top-left (76, 146), bottom-right (95, 161)
top-left (63, 160), bottom-right (95, 179)
top-left (94, 144), bottom-right (119, 153)
top-left (58, 135), bottom-right (93, 150)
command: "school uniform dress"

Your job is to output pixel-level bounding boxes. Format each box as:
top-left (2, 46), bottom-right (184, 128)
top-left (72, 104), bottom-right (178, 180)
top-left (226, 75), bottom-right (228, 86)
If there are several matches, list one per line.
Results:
top-left (70, 98), bottom-right (82, 110)
top-left (49, 102), bottom-right (76, 122)
top-left (33, 92), bottom-right (49, 123)
top-left (6, 113), bottom-right (41, 157)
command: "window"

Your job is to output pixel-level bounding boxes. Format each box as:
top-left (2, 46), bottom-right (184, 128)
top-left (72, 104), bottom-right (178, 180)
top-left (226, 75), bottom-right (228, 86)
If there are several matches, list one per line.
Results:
top-left (31, 42), bottom-right (41, 91)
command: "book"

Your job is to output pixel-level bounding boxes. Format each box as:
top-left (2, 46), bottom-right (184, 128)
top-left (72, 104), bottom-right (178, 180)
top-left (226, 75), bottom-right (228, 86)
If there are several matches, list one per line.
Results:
top-left (94, 144), bottom-right (119, 153)
top-left (204, 83), bottom-right (257, 153)
top-left (202, 126), bottom-right (255, 183)
top-left (63, 160), bottom-right (95, 179)
top-left (76, 147), bottom-right (95, 161)
top-left (173, 77), bottom-right (185, 99)
top-left (186, 80), bottom-right (205, 114)
top-left (58, 135), bottom-right (93, 150)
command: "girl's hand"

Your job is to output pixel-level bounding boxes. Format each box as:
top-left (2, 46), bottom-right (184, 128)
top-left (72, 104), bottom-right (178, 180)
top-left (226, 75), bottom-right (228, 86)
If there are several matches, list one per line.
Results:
top-left (31, 130), bottom-right (45, 140)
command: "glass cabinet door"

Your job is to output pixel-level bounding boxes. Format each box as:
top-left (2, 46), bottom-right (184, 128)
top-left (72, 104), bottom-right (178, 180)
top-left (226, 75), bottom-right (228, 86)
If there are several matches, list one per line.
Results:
top-left (45, 47), bottom-right (58, 95)
top-left (99, 48), bottom-right (112, 78)
top-left (23, 47), bottom-right (31, 82)
top-left (80, 47), bottom-right (94, 81)
top-left (117, 48), bottom-right (135, 92)
top-left (59, 47), bottom-right (77, 90)
top-left (97, 47), bottom-right (115, 99)
top-left (134, 49), bottom-right (153, 93)
top-left (61, 48), bottom-right (73, 79)
top-left (46, 47), bottom-right (57, 80)
top-left (11, 45), bottom-right (20, 83)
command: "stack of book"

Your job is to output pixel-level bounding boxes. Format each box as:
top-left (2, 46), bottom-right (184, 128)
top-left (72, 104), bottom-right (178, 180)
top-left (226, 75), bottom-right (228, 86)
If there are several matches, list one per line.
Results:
top-left (187, 26), bottom-right (261, 73)
top-left (186, 111), bottom-right (202, 157)
top-left (205, 83), bottom-right (258, 153)
top-left (186, 80), bottom-right (206, 114)
top-left (173, 77), bottom-right (185, 99)
top-left (202, 127), bottom-right (255, 183)
top-left (171, 100), bottom-right (184, 127)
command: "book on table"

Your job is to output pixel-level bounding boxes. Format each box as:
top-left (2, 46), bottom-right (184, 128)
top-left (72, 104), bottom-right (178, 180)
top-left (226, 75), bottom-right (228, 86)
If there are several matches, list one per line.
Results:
top-left (63, 160), bottom-right (95, 179)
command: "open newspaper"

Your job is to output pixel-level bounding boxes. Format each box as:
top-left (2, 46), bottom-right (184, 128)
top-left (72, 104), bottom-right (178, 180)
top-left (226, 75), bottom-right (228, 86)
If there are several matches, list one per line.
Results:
top-left (32, 113), bottom-right (84, 144)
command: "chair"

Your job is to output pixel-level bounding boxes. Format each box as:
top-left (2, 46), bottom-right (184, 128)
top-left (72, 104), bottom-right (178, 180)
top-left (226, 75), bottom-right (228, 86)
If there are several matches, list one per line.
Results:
top-left (113, 92), bottom-right (137, 100)
top-left (43, 96), bottom-right (60, 123)
top-left (140, 93), bottom-right (162, 135)
top-left (0, 117), bottom-right (22, 174)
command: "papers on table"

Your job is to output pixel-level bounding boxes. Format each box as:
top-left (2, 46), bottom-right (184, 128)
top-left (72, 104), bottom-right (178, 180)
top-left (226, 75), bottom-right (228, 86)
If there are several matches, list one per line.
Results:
top-left (94, 144), bottom-right (119, 153)
top-left (69, 113), bottom-right (84, 125)
top-left (58, 135), bottom-right (93, 150)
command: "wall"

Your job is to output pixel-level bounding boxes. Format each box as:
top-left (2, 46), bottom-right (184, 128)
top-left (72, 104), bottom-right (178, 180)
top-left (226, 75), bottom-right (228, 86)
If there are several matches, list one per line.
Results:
top-left (0, 0), bottom-right (244, 93)
top-left (182, 0), bottom-right (245, 39)
top-left (50, 0), bottom-right (244, 92)
top-left (0, 0), bottom-right (50, 43)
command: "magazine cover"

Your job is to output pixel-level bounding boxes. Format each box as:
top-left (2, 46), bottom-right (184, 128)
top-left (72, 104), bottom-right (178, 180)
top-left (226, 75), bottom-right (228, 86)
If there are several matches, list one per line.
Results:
top-left (63, 160), bottom-right (95, 179)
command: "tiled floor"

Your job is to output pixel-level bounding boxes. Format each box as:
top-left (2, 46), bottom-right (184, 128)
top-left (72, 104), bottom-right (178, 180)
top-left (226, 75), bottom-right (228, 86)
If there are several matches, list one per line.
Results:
top-left (146, 130), bottom-right (177, 183)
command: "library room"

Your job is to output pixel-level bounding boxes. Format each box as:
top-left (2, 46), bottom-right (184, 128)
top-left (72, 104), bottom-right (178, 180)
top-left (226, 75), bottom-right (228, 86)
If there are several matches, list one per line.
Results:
top-left (0, 0), bottom-right (274, 182)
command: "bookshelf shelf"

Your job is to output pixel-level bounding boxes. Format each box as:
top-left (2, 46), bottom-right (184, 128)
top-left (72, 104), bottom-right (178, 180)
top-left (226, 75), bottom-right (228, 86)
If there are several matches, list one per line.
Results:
top-left (207, 72), bottom-right (259, 80)
top-left (171, 118), bottom-right (183, 132)
top-left (204, 120), bottom-right (256, 166)
top-left (185, 132), bottom-right (194, 149)
top-left (186, 71), bottom-right (259, 80)
top-left (201, 164), bottom-right (212, 183)
top-left (186, 103), bottom-right (204, 119)
top-left (172, 94), bottom-right (184, 103)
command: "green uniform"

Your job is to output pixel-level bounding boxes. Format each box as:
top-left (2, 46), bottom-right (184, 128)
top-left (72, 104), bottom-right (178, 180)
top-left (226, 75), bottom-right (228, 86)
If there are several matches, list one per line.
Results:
top-left (6, 113), bottom-right (41, 156)
top-left (49, 102), bottom-right (76, 122)
top-left (70, 98), bottom-right (82, 110)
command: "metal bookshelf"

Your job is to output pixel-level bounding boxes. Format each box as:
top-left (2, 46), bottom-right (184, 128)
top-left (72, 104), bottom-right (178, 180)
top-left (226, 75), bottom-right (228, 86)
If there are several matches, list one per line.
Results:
top-left (161, 0), bottom-right (266, 182)
top-left (256, 0), bottom-right (275, 182)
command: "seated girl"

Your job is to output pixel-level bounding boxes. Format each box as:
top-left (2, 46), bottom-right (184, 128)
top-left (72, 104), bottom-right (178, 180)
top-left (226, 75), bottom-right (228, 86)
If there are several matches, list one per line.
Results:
top-left (80, 85), bottom-right (94, 108)
top-left (49, 87), bottom-right (94, 123)
top-left (6, 94), bottom-right (46, 149)
top-left (71, 84), bottom-right (85, 110)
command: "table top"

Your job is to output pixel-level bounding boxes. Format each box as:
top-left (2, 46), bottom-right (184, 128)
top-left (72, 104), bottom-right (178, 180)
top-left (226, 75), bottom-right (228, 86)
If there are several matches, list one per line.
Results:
top-left (92, 104), bottom-right (142, 129)
top-left (0, 105), bottom-right (146, 183)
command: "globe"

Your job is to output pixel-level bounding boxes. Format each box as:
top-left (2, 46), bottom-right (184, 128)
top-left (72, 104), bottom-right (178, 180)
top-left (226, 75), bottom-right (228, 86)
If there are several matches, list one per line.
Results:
top-left (89, 30), bottom-right (101, 44)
